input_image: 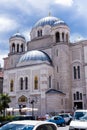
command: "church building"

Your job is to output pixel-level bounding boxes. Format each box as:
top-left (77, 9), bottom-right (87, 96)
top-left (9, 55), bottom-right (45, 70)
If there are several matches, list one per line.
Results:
top-left (3, 15), bottom-right (87, 116)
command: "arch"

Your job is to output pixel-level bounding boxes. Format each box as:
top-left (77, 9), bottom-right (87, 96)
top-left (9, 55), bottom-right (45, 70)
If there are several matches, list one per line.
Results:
top-left (10, 79), bottom-right (14, 92)
top-left (55, 32), bottom-right (60, 43)
top-left (20, 77), bottom-right (23, 90)
top-left (21, 44), bottom-right (24, 52)
top-left (25, 77), bottom-right (28, 89)
top-left (37, 29), bottom-right (42, 37)
top-left (18, 95), bottom-right (27, 102)
top-left (73, 66), bottom-right (77, 79)
top-left (17, 44), bottom-right (19, 52)
top-left (77, 66), bottom-right (80, 79)
top-left (12, 43), bottom-right (15, 52)
top-left (34, 76), bottom-right (38, 89)
top-left (73, 91), bottom-right (83, 100)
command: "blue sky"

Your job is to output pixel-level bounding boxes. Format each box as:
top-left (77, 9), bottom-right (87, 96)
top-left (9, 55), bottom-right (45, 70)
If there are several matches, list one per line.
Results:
top-left (0, 0), bottom-right (87, 67)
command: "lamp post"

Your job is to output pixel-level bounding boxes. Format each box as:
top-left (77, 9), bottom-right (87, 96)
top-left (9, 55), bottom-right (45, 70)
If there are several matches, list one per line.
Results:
top-left (29, 97), bottom-right (37, 117)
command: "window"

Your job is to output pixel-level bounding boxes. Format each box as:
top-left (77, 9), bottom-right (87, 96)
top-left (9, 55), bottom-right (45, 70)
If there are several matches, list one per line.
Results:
top-left (34, 76), bottom-right (38, 89)
top-left (25, 77), bottom-right (28, 89)
top-left (17, 44), bottom-right (19, 52)
top-left (20, 78), bottom-right (23, 90)
top-left (73, 92), bottom-right (82, 100)
top-left (37, 30), bottom-right (42, 37)
top-left (73, 66), bottom-right (80, 80)
top-left (78, 66), bottom-right (80, 79)
top-left (62, 32), bottom-right (64, 42)
top-left (73, 66), bottom-right (77, 79)
top-left (12, 43), bottom-right (15, 52)
top-left (10, 80), bottom-right (14, 92)
top-left (74, 93), bottom-right (76, 100)
top-left (55, 32), bottom-right (60, 42)
top-left (49, 76), bottom-right (51, 88)
top-left (21, 44), bottom-right (23, 52)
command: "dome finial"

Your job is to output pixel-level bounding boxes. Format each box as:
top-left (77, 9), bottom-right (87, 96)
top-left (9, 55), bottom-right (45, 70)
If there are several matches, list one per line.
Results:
top-left (48, 11), bottom-right (51, 16)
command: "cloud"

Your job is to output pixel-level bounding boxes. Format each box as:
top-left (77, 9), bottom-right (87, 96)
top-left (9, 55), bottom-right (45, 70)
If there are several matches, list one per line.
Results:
top-left (55, 0), bottom-right (73, 6)
top-left (0, 52), bottom-right (8, 67)
top-left (23, 29), bottom-right (31, 41)
top-left (0, 16), bottom-right (19, 33)
top-left (70, 33), bottom-right (86, 43)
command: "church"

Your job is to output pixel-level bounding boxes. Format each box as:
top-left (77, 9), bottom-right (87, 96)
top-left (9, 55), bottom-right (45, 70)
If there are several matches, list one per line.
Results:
top-left (3, 14), bottom-right (87, 116)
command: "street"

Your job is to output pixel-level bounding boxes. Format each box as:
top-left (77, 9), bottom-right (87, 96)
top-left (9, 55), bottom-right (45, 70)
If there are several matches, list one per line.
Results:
top-left (58, 125), bottom-right (69, 130)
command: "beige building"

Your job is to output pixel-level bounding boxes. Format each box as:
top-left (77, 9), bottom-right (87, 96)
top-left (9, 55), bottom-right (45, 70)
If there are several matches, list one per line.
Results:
top-left (3, 15), bottom-right (87, 116)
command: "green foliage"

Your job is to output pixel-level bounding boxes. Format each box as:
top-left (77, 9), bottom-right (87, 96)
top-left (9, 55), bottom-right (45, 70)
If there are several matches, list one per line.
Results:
top-left (0, 93), bottom-right (11, 117)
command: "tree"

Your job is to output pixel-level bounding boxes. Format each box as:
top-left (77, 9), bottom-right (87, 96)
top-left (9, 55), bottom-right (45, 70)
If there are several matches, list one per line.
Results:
top-left (0, 93), bottom-right (11, 117)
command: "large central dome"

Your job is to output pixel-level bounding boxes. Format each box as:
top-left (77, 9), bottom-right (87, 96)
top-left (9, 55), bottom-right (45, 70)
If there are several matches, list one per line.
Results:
top-left (17, 50), bottom-right (52, 67)
top-left (34, 16), bottom-right (67, 28)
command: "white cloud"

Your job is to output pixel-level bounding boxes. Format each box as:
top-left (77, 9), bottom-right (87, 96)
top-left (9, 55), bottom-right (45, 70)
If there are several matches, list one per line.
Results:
top-left (23, 29), bottom-right (31, 41)
top-left (55, 0), bottom-right (73, 6)
top-left (0, 16), bottom-right (19, 33)
top-left (70, 33), bottom-right (85, 43)
top-left (0, 54), bottom-right (8, 67)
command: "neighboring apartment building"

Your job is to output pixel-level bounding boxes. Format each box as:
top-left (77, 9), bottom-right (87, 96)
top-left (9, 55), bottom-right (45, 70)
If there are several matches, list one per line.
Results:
top-left (3, 15), bottom-right (87, 116)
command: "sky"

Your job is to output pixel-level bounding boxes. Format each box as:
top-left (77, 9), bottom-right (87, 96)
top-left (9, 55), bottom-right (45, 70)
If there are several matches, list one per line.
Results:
top-left (0, 0), bottom-right (87, 67)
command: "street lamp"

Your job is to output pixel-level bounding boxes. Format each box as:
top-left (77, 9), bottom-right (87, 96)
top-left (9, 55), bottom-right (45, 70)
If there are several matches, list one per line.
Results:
top-left (29, 97), bottom-right (37, 117)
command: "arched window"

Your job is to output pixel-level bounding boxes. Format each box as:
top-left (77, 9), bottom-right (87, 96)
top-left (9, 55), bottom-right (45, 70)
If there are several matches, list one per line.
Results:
top-left (20, 77), bottom-right (23, 90)
top-left (10, 80), bottom-right (14, 92)
top-left (80, 93), bottom-right (82, 100)
top-left (73, 93), bottom-right (76, 100)
top-left (37, 30), bottom-right (42, 37)
top-left (12, 43), bottom-right (15, 53)
top-left (73, 66), bottom-right (77, 79)
top-left (76, 91), bottom-right (79, 100)
top-left (77, 66), bottom-right (80, 79)
top-left (49, 76), bottom-right (51, 88)
top-left (25, 77), bottom-right (28, 89)
top-left (74, 92), bottom-right (82, 100)
top-left (21, 44), bottom-right (23, 52)
top-left (17, 44), bottom-right (19, 52)
top-left (34, 76), bottom-right (38, 89)
top-left (55, 32), bottom-right (60, 43)
top-left (62, 32), bottom-right (64, 42)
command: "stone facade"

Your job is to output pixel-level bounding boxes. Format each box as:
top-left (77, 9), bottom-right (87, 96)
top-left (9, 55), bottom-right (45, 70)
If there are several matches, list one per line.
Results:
top-left (3, 15), bottom-right (87, 116)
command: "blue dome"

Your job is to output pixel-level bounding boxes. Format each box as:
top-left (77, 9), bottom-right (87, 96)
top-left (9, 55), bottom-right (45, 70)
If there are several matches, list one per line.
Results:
top-left (18, 50), bottom-right (52, 65)
top-left (34, 16), bottom-right (67, 28)
top-left (10, 32), bottom-right (25, 40)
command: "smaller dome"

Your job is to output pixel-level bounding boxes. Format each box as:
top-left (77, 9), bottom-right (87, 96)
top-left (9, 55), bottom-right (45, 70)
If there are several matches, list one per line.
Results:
top-left (53, 20), bottom-right (67, 26)
top-left (10, 32), bottom-right (25, 40)
top-left (17, 50), bottom-right (52, 66)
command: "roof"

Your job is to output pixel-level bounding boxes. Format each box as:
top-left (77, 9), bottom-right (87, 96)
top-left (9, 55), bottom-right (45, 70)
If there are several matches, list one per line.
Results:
top-left (10, 32), bottom-right (25, 40)
top-left (33, 16), bottom-right (67, 28)
top-left (8, 120), bottom-right (57, 126)
top-left (46, 89), bottom-right (66, 95)
top-left (17, 50), bottom-right (52, 66)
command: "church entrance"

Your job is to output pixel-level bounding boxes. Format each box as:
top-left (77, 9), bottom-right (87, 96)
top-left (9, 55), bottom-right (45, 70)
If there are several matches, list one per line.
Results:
top-left (74, 102), bottom-right (83, 109)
